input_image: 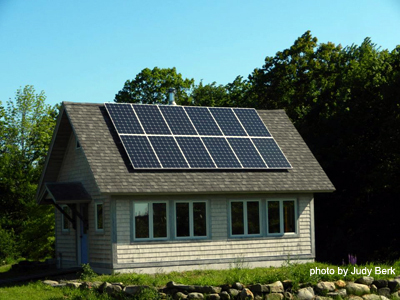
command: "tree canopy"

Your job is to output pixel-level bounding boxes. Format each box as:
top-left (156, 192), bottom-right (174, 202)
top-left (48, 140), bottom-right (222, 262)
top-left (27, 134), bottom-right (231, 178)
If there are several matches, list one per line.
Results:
top-left (0, 85), bottom-right (57, 260)
top-left (115, 67), bottom-right (195, 105)
top-left (249, 31), bottom-right (400, 263)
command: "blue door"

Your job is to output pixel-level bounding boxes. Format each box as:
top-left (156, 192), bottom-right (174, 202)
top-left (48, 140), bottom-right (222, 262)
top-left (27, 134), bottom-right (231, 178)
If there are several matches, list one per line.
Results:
top-left (80, 205), bottom-right (88, 264)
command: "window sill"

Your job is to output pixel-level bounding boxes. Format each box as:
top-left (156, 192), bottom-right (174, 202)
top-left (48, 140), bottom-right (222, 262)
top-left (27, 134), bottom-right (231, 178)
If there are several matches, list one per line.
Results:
top-left (130, 237), bottom-right (212, 244)
top-left (228, 233), bottom-right (300, 240)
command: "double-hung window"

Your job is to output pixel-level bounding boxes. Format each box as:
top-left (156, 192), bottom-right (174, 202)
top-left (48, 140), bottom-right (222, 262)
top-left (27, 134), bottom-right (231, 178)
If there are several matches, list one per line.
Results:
top-left (175, 201), bottom-right (207, 238)
top-left (230, 200), bottom-right (261, 236)
top-left (267, 200), bottom-right (296, 235)
top-left (133, 202), bottom-right (168, 240)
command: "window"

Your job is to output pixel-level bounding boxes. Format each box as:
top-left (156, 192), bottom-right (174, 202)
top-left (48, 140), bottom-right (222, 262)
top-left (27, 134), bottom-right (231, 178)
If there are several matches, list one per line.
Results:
top-left (95, 203), bottom-right (104, 231)
top-left (175, 201), bottom-right (207, 238)
top-left (61, 205), bottom-right (71, 232)
top-left (230, 200), bottom-right (261, 236)
top-left (267, 200), bottom-right (296, 235)
top-left (133, 202), bottom-right (168, 240)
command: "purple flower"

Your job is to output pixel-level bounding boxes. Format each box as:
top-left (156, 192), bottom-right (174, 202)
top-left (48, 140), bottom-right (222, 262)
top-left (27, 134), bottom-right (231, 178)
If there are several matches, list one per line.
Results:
top-left (348, 254), bottom-right (357, 265)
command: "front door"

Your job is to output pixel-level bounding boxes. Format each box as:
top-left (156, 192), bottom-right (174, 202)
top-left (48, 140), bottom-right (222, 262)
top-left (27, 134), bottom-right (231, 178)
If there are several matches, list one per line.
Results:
top-left (79, 204), bottom-right (88, 264)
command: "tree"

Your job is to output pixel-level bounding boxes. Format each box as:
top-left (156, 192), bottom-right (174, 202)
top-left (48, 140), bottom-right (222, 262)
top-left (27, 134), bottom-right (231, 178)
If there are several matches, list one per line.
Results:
top-left (0, 85), bottom-right (57, 259)
top-left (249, 32), bottom-right (400, 263)
top-left (115, 67), bottom-right (195, 105)
top-left (191, 81), bottom-right (228, 107)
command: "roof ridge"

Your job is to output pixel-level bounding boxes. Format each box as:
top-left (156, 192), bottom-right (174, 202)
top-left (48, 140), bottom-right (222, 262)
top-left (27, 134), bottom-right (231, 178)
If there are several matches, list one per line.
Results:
top-left (63, 101), bottom-right (104, 106)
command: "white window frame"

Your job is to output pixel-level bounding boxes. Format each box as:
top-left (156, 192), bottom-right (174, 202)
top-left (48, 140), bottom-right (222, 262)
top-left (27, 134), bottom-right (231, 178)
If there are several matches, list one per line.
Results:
top-left (95, 202), bottom-right (104, 232)
top-left (174, 200), bottom-right (208, 239)
top-left (61, 205), bottom-right (70, 232)
top-left (229, 200), bottom-right (262, 237)
top-left (133, 201), bottom-right (169, 241)
top-left (266, 199), bottom-right (297, 236)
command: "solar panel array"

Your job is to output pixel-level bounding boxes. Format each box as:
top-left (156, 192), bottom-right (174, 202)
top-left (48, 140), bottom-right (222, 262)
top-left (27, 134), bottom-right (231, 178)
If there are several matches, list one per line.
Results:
top-left (105, 103), bottom-right (292, 170)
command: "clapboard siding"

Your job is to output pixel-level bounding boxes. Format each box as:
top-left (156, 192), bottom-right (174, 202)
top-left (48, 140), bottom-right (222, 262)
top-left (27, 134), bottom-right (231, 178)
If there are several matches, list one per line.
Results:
top-left (88, 194), bottom-right (112, 264)
top-left (211, 200), bottom-right (227, 240)
top-left (114, 194), bottom-right (313, 269)
top-left (55, 206), bottom-right (76, 267)
top-left (116, 200), bottom-right (130, 244)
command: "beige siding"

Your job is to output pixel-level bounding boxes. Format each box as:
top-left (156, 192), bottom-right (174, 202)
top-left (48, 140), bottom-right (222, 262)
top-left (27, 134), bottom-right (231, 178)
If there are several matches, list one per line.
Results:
top-left (88, 194), bottom-right (112, 264)
top-left (211, 200), bottom-right (227, 240)
top-left (56, 132), bottom-right (112, 268)
top-left (114, 194), bottom-right (313, 273)
top-left (55, 207), bottom-right (76, 267)
top-left (116, 200), bottom-right (130, 244)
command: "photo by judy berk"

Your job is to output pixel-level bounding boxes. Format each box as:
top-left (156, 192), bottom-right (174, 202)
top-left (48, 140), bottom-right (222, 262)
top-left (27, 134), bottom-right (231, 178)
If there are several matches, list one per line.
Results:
top-left (310, 266), bottom-right (396, 277)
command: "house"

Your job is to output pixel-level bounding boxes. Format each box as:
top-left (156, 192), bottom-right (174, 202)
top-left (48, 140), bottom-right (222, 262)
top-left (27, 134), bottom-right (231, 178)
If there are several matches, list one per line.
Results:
top-left (36, 101), bottom-right (334, 274)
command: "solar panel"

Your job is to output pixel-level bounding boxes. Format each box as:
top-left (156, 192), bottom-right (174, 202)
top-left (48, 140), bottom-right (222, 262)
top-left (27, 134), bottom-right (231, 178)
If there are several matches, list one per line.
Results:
top-left (209, 107), bottom-right (247, 136)
top-left (105, 103), bottom-right (143, 134)
top-left (252, 138), bottom-right (291, 168)
top-left (227, 138), bottom-right (267, 168)
top-left (120, 135), bottom-right (161, 168)
top-left (176, 137), bottom-right (215, 168)
top-left (233, 108), bottom-right (271, 137)
top-left (159, 106), bottom-right (197, 135)
top-left (105, 103), bottom-right (292, 170)
top-left (148, 136), bottom-right (189, 168)
top-left (184, 106), bottom-right (222, 136)
top-left (132, 105), bottom-right (171, 135)
top-left (202, 137), bottom-right (242, 168)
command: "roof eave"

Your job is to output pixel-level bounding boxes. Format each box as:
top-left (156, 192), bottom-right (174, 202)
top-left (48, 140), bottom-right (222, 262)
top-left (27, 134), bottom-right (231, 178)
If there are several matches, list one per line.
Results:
top-left (35, 104), bottom-right (66, 203)
top-left (103, 188), bottom-right (335, 196)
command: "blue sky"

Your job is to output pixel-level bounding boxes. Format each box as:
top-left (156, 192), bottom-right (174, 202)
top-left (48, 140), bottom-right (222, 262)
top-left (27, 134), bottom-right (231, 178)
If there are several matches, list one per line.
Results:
top-left (1, 0), bottom-right (399, 107)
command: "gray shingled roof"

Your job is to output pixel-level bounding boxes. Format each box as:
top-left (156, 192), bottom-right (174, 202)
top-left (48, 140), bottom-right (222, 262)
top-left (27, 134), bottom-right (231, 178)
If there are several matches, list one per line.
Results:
top-left (62, 102), bottom-right (334, 194)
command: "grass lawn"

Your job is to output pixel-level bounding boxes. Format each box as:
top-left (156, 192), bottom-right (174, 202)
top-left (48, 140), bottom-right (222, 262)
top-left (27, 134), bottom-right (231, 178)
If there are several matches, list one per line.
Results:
top-left (0, 260), bottom-right (399, 300)
top-left (0, 265), bottom-right (12, 274)
top-left (0, 282), bottom-right (64, 300)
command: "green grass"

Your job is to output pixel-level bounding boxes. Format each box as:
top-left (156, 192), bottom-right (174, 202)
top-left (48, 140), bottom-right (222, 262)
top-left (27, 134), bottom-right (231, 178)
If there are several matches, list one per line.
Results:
top-left (0, 282), bottom-right (64, 300)
top-left (0, 260), bottom-right (399, 300)
top-left (0, 264), bottom-right (12, 274)
top-left (95, 260), bottom-right (400, 288)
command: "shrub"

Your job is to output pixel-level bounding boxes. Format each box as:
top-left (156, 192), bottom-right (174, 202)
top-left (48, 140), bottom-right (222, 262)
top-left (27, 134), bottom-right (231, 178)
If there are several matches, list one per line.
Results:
top-left (80, 263), bottom-right (98, 281)
top-left (0, 226), bottom-right (17, 260)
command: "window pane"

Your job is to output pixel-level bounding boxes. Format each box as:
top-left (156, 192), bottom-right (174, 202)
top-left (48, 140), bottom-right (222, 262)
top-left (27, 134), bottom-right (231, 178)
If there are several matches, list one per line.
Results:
top-left (268, 201), bottom-right (280, 234)
top-left (63, 206), bottom-right (70, 230)
top-left (97, 204), bottom-right (103, 230)
top-left (231, 202), bottom-right (244, 235)
top-left (283, 201), bottom-right (295, 233)
top-left (176, 203), bottom-right (190, 237)
top-left (135, 203), bottom-right (149, 238)
top-left (247, 201), bottom-right (260, 234)
top-left (193, 202), bottom-right (207, 236)
top-left (153, 203), bottom-right (167, 238)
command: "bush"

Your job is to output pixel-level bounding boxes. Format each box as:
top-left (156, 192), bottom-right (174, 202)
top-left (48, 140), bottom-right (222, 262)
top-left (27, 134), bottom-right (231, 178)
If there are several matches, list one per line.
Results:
top-left (0, 226), bottom-right (17, 260)
top-left (80, 263), bottom-right (98, 281)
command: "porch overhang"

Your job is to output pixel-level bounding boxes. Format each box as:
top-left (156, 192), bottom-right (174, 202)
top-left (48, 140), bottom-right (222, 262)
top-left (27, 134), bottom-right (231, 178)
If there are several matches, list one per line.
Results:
top-left (39, 182), bottom-right (91, 230)
top-left (39, 182), bottom-right (92, 205)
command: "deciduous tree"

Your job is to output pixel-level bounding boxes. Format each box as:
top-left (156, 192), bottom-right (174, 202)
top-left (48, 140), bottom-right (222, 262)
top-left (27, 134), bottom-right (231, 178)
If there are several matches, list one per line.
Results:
top-left (0, 85), bottom-right (57, 259)
top-left (115, 67), bottom-right (195, 105)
